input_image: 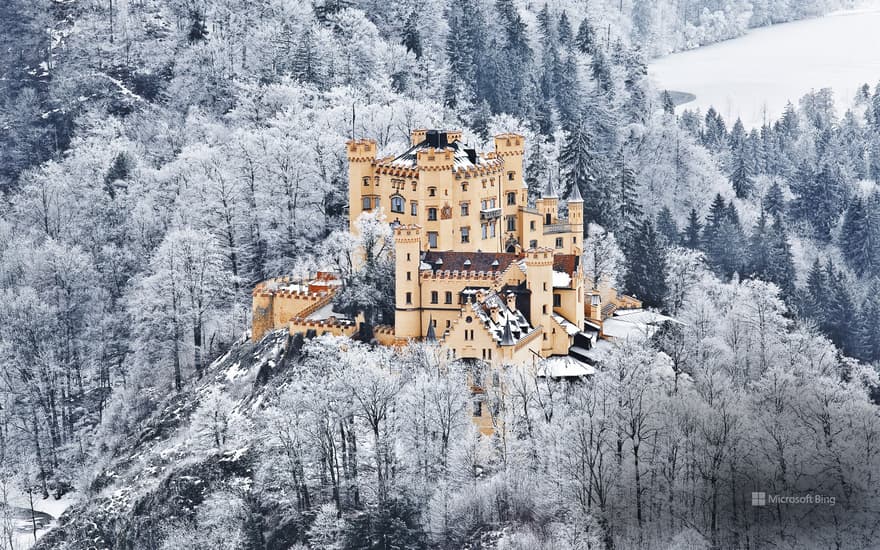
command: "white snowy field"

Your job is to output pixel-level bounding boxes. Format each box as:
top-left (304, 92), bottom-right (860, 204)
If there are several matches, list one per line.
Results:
top-left (648, 1), bottom-right (880, 128)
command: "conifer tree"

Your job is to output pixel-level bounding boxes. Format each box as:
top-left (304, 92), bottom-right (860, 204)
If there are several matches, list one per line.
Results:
top-left (615, 150), bottom-right (642, 242)
top-left (557, 11), bottom-right (572, 47)
top-left (575, 16), bottom-right (595, 55)
top-left (624, 219), bottom-right (668, 309)
top-left (763, 180), bottom-right (785, 220)
top-left (768, 216), bottom-right (796, 301)
top-left (560, 116), bottom-right (604, 223)
top-left (655, 207), bottom-right (679, 244)
top-left (661, 90), bottom-right (675, 115)
top-left (839, 195), bottom-right (872, 276)
top-left (857, 282), bottom-right (880, 362)
top-left (402, 10), bottom-right (423, 59)
top-left (591, 48), bottom-right (614, 96)
top-left (802, 258), bottom-right (827, 320)
top-left (683, 207), bottom-right (702, 249)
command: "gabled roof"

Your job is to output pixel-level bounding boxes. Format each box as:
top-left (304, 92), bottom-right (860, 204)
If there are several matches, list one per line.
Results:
top-left (422, 251), bottom-right (521, 273)
top-left (383, 137), bottom-right (501, 171)
top-left (470, 291), bottom-right (533, 346)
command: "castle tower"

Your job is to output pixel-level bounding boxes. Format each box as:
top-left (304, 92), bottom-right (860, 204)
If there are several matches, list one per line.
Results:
top-left (567, 183), bottom-right (584, 252)
top-left (525, 248), bottom-right (555, 356)
top-left (394, 224), bottom-right (423, 340)
top-left (537, 175), bottom-right (559, 227)
top-left (347, 138), bottom-right (378, 233)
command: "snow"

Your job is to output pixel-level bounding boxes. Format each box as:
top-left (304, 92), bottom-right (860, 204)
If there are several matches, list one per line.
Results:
top-left (5, 487), bottom-right (78, 550)
top-left (649, 0), bottom-right (880, 128)
top-left (552, 270), bottom-right (571, 288)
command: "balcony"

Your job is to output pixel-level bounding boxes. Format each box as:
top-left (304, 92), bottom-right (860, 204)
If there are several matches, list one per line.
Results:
top-left (544, 223), bottom-right (579, 235)
top-left (480, 207), bottom-right (502, 221)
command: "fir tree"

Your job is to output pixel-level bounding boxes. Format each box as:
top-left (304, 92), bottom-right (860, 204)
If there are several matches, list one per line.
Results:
top-left (591, 48), bottom-right (614, 96)
top-left (802, 258), bottom-right (827, 320)
top-left (767, 216), bottom-right (796, 301)
top-left (839, 195), bottom-right (873, 276)
top-left (857, 282), bottom-right (880, 362)
top-left (655, 207), bottom-right (679, 244)
top-left (763, 180), bottom-right (785, 220)
top-left (402, 10), bottom-right (423, 59)
top-left (661, 90), bottom-right (675, 115)
top-left (615, 150), bottom-right (642, 241)
top-left (624, 219), bottom-right (668, 309)
top-left (683, 207), bottom-right (702, 249)
top-left (575, 17), bottom-right (595, 55)
top-left (557, 11), bottom-right (572, 47)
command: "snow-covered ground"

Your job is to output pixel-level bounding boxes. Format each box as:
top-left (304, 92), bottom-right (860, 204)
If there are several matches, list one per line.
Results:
top-left (649, 0), bottom-right (880, 128)
top-left (3, 488), bottom-right (77, 550)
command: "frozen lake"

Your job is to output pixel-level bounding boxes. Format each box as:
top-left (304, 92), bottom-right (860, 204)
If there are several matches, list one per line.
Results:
top-left (648, 1), bottom-right (880, 128)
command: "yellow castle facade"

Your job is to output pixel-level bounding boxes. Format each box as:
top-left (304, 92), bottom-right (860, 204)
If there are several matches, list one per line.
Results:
top-left (252, 130), bottom-right (642, 369)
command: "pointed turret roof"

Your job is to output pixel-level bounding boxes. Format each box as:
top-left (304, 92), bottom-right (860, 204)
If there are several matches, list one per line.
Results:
top-left (425, 317), bottom-right (437, 342)
top-left (567, 182), bottom-right (583, 203)
top-left (499, 318), bottom-right (516, 346)
top-left (542, 174), bottom-right (558, 199)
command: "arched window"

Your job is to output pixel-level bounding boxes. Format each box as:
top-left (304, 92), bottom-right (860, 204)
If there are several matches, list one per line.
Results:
top-left (390, 195), bottom-right (405, 213)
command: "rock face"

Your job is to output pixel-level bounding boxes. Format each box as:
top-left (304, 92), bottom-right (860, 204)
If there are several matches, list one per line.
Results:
top-left (33, 330), bottom-right (295, 550)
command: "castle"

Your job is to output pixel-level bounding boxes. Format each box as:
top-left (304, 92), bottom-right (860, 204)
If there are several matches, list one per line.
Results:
top-left (252, 130), bottom-right (643, 368)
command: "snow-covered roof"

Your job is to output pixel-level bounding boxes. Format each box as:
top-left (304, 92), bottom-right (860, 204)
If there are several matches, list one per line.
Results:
top-left (537, 355), bottom-right (596, 378)
top-left (602, 309), bottom-right (680, 339)
top-left (384, 137), bottom-right (502, 171)
top-left (470, 291), bottom-right (533, 346)
top-left (551, 313), bottom-right (580, 336)
top-left (552, 270), bottom-right (572, 288)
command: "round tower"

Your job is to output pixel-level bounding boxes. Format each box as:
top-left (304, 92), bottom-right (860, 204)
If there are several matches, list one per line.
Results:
top-left (347, 139), bottom-right (377, 233)
top-left (394, 224), bottom-right (423, 340)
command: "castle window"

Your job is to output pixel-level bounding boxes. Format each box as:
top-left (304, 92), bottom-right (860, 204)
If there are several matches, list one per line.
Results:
top-left (362, 197), bottom-right (372, 210)
top-left (546, 213), bottom-right (552, 225)
top-left (555, 237), bottom-right (563, 248)
top-left (481, 199), bottom-right (487, 210)
top-left (488, 349), bottom-right (492, 360)
top-left (433, 318), bottom-right (438, 327)
top-left (428, 232), bottom-right (438, 248)
top-left (431, 291), bottom-right (439, 304)
top-left (530, 221), bottom-right (536, 231)
top-left (412, 182), bottom-right (417, 192)
top-left (391, 195), bottom-right (405, 213)
top-left (406, 253), bottom-right (411, 261)
top-left (553, 294), bottom-right (562, 307)
top-left (462, 183), bottom-right (468, 192)
top-left (445, 291), bottom-right (453, 304)
top-left (461, 227), bottom-right (470, 243)
top-left (473, 399), bottom-right (483, 417)
top-left (428, 208), bottom-right (438, 221)
top-left (573, 236), bottom-right (577, 243)
top-left (481, 224), bottom-right (488, 239)
top-left (411, 201), bottom-right (418, 216)
top-left (406, 292), bottom-right (412, 304)
top-left (507, 192), bottom-right (516, 205)
top-left (375, 197), bottom-right (380, 208)
top-left (446, 320), bottom-right (451, 328)
top-left (543, 305), bottom-right (548, 314)
top-left (363, 177), bottom-right (370, 186)
top-left (406, 271), bottom-right (411, 281)
top-left (508, 172), bottom-right (515, 181)
top-left (461, 203), bottom-right (469, 216)
top-left (490, 198), bottom-right (496, 209)
top-left (429, 187), bottom-right (437, 197)
top-left (489, 223), bottom-right (496, 238)
top-left (529, 239), bottom-right (538, 248)
top-left (507, 216), bottom-right (516, 232)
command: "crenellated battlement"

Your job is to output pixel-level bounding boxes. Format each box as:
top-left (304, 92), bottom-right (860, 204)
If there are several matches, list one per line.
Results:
top-left (421, 270), bottom-right (502, 282)
top-left (394, 224), bottom-right (422, 243)
top-left (347, 139), bottom-right (377, 161)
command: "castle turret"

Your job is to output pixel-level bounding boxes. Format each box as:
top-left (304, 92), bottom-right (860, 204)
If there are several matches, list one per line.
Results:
top-left (537, 175), bottom-right (559, 227)
top-left (525, 248), bottom-right (555, 356)
top-left (567, 183), bottom-right (584, 251)
top-left (347, 138), bottom-right (378, 233)
top-left (394, 224), bottom-right (423, 340)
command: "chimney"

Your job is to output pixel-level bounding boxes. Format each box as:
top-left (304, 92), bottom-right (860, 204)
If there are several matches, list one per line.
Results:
top-left (589, 293), bottom-right (602, 322)
top-left (426, 129), bottom-right (449, 149)
top-left (490, 305), bottom-right (500, 324)
top-left (506, 291), bottom-right (517, 312)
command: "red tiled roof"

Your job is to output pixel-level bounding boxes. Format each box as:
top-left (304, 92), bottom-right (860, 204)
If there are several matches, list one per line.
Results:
top-left (553, 254), bottom-right (579, 276)
top-left (422, 251), bottom-right (521, 273)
